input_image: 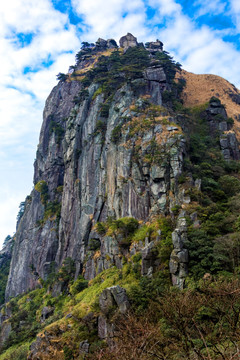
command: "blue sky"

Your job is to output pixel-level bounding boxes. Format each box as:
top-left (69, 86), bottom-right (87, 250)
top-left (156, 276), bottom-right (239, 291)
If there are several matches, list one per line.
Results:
top-left (0, 0), bottom-right (240, 247)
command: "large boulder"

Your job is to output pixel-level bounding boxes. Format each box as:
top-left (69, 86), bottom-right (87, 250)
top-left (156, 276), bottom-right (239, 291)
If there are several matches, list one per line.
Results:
top-left (0, 321), bottom-right (11, 349)
top-left (79, 340), bottom-right (90, 355)
top-left (141, 241), bottom-right (159, 276)
top-left (119, 33), bottom-right (138, 51)
top-left (99, 285), bottom-right (130, 315)
top-left (145, 40), bottom-right (163, 52)
top-left (40, 306), bottom-right (54, 323)
top-left (170, 215), bottom-right (189, 289)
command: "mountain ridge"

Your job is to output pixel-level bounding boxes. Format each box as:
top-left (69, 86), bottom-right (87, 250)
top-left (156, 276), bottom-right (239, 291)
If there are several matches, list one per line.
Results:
top-left (1, 33), bottom-right (240, 359)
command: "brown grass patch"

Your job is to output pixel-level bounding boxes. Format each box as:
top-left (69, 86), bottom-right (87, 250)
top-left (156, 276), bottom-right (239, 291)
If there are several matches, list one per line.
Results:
top-left (176, 69), bottom-right (240, 141)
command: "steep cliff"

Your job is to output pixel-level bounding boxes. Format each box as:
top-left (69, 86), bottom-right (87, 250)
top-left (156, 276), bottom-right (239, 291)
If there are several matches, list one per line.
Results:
top-left (5, 34), bottom-right (186, 299)
top-left (6, 33), bottom-right (240, 300)
top-left (1, 33), bottom-right (240, 360)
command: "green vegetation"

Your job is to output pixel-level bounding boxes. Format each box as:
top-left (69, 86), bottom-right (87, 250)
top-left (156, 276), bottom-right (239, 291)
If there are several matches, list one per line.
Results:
top-left (49, 119), bottom-right (65, 144)
top-left (110, 123), bottom-right (122, 143)
top-left (110, 116), bottom-right (129, 144)
top-left (155, 50), bottom-right (181, 82)
top-left (177, 102), bottom-right (240, 280)
top-left (3, 289), bottom-right (45, 349)
top-left (76, 45), bottom-right (181, 117)
top-left (88, 238), bottom-right (101, 251)
top-left (95, 216), bottom-right (173, 261)
top-left (56, 72), bottom-right (67, 82)
top-left (0, 260), bottom-right (11, 305)
top-left (34, 182), bottom-right (61, 226)
top-left (43, 200), bottom-right (61, 222)
top-left (2, 258), bottom-right (240, 359)
top-left (87, 277), bottom-right (240, 360)
top-left (99, 103), bottom-right (109, 118)
top-left (16, 201), bottom-right (25, 223)
top-left (0, 342), bottom-right (31, 360)
top-left (73, 89), bottom-right (89, 104)
top-left (16, 196), bottom-right (32, 223)
top-left (96, 217), bottom-right (139, 248)
top-left (0, 236), bottom-right (13, 305)
top-left (34, 180), bottom-right (49, 205)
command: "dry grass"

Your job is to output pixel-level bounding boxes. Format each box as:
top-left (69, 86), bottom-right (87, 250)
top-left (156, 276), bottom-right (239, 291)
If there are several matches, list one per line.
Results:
top-left (176, 69), bottom-right (240, 140)
top-left (68, 48), bottom-right (116, 81)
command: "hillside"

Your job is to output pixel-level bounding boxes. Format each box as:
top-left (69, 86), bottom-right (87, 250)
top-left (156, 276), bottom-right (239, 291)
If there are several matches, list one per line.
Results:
top-left (177, 69), bottom-right (240, 140)
top-left (1, 33), bottom-right (240, 359)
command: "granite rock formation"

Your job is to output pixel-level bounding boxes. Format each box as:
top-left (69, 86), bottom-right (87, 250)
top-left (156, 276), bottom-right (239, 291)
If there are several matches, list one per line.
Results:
top-left (4, 33), bottom-right (240, 303)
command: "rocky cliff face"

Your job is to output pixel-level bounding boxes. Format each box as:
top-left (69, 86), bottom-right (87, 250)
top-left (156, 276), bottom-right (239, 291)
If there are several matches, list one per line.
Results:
top-left (5, 34), bottom-right (240, 300)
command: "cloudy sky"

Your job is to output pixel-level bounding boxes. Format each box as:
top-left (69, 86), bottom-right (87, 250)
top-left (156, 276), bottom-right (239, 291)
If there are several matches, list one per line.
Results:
top-left (0, 0), bottom-right (240, 247)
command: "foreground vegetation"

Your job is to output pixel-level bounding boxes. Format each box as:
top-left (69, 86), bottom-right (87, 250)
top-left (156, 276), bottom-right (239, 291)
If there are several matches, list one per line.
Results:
top-left (1, 265), bottom-right (240, 359)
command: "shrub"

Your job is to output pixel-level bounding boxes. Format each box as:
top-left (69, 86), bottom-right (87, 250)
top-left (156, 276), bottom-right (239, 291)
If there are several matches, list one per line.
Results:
top-left (49, 120), bottom-right (64, 145)
top-left (1, 342), bottom-right (30, 360)
top-left (92, 87), bottom-right (103, 100)
top-left (69, 276), bottom-right (88, 296)
top-left (185, 228), bottom-right (214, 279)
top-left (34, 180), bottom-right (49, 205)
top-left (219, 175), bottom-right (240, 197)
top-left (95, 120), bottom-right (107, 134)
top-left (112, 217), bottom-right (139, 238)
top-left (43, 201), bottom-right (61, 221)
top-left (110, 124), bottom-right (123, 144)
top-left (89, 238), bottom-right (101, 251)
top-left (16, 201), bottom-right (25, 222)
top-left (95, 222), bottom-right (107, 235)
top-left (99, 103), bottom-right (110, 118)
top-left (132, 224), bottom-right (154, 243)
top-left (56, 72), bottom-right (67, 82)
top-left (73, 89), bottom-right (89, 104)
top-left (171, 204), bottom-right (181, 216)
top-left (58, 257), bottom-right (75, 286)
top-left (227, 117), bottom-right (234, 125)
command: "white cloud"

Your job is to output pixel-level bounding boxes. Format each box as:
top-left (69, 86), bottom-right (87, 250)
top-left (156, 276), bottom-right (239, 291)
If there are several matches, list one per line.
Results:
top-left (229, 0), bottom-right (240, 31)
top-left (0, 0), bottom-right (67, 35)
top-left (71, 0), bottom-right (149, 42)
top-left (0, 193), bottom-right (23, 241)
top-left (193, 0), bottom-right (227, 17)
top-left (230, 0), bottom-right (240, 13)
top-left (148, 0), bottom-right (180, 16)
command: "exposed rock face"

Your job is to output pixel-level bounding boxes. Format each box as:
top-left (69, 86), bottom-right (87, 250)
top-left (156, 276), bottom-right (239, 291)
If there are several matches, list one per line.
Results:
top-left (79, 340), bottom-right (90, 355)
top-left (206, 97), bottom-right (240, 161)
top-left (99, 285), bottom-right (130, 315)
top-left (40, 306), bottom-right (54, 323)
top-left (141, 241), bottom-right (159, 276)
top-left (169, 214), bottom-right (189, 289)
top-left (145, 40), bottom-right (163, 53)
top-left (0, 321), bottom-right (11, 349)
top-left (119, 33), bottom-right (138, 51)
top-left (220, 133), bottom-right (240, 161)
top-left (5, 40), bottom-right (187, 300)
top-left (4, 35), bottom-right (240, 301)
top-left (98, 286), bottom-right (129, 342)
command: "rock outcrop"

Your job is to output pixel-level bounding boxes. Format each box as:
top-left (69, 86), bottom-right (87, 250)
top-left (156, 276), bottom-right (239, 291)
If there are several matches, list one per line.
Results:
top-left (98, 286), bottom-right (130, 343)
top-left (5, 34), bottom-right (188, 300)
top-left (206, 97), bottom-right (240, 160)
top-left (169, 214), bottom-right (189, 289)
top-left (145, 40), bottom-right (163, 53)
top-left (119, 33), bottom-right (138, 51)
top-left (4, 34), bottom-right (240, 303)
